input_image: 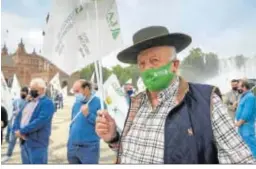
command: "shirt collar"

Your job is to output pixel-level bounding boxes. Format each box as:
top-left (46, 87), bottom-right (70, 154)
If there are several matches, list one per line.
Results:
top-left (141, 76), bottom-right (180, 105)
top-left (241, 90), bottom-right (250, 97)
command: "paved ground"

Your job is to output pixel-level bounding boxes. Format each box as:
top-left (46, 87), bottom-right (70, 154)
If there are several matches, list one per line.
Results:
top-left (1, 96), bottom-right (116, 164)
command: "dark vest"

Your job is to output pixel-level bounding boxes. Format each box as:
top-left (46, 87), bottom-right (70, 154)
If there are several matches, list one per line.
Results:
top-left (164, 83), bottom-right (219, 164)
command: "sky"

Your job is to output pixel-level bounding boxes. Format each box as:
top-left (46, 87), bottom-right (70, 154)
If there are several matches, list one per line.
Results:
top-left (1, 0), bottom-right (256, 68)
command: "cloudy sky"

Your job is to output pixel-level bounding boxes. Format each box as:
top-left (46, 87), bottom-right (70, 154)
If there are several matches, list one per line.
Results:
top-left (1, 0), bottom-right (256, 68)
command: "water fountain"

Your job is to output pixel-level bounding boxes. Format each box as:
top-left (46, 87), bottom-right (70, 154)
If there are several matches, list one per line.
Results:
top-left (204, 56), bottom-right (256, 94)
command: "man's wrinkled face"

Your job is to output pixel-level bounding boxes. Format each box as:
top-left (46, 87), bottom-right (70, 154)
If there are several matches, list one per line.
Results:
top-left (231, 81), bottom-right (238, 90)
top-left (137, 46), bottom-right (179, 73)
top-left (73, 81), bottom-right (82, 94)
top-left (30, 84), bottom-right (44, 95)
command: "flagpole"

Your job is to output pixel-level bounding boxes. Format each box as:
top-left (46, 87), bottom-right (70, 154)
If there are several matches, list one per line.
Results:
top-left (94, 0), bottom-right (105, 110)
top-left (3, 29), bottom-right (9, 46)
top-left (98, 60), bottom-right (105, 99)
top-left (94, 61), bottom-right (100, 88)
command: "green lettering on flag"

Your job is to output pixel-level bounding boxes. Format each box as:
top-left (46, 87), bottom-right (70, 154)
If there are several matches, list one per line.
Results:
top-left (111, 28), bottom-right (120, 40)
top-left (106, 2), bottom-right (120, 40)
top-left (75, 5), bottom-right (84, 14)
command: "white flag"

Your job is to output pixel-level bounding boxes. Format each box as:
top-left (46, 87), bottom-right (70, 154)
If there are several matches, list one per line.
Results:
top-left (11, 74), bottom-right (21, 100)
top-left (42, 0), bottom-right (123, 75)
top-left (137, 77), bottom-right (146, 93)
top-left (125, 78), bottom-right (132, 84)
top-left (69, 88), bottom-right (74, 94)
top-left (103, 74), bottom-right (128, 132)
top-left (50, 73), bottom-right (62, 92)
top-left (1, 72), bottom-right (13, 120)
top-left (90, 71), bottom-right (95, 83)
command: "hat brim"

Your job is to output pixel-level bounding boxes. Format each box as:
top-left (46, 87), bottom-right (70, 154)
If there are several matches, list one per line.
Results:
top-left (117, 33), bottom-right (192, 64)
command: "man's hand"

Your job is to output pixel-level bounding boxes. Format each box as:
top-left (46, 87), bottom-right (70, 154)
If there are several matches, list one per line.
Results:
top-left (96, 110), bottom-right (117, 142)
top-left (234, 120), bottom-right (245, 127)
top-left (81, 105), bottom-right (89, 116)
top-left (15, 130), bottom-right (26, 140)
top-left (234, 122), bottom-right (239, 127)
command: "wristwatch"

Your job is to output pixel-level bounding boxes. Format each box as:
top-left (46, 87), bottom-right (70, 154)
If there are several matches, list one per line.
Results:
top-left (106, 131), bottom-right (120, 144)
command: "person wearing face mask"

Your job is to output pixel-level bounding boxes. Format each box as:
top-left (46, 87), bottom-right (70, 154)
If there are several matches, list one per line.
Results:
top-left (124, 83), bottom-right (134, 105)
top-left (224, 79), bottom-right (241, 120)
top-left (67, 80), bottom-right (101, 164)
top-left (95, 26), bottom-right (256, 164)
top-left (235, 80), bottom-right (256, 158)
top-left (2, 87), bottom-right (29, 163)
top-left (71, 79), bottom-right (86, 120)
top-left (12, 78), bottom-right (55, 164)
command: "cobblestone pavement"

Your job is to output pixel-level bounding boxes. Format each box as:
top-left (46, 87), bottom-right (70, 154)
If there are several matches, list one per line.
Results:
top-left (1, 96), bottom-right (116, 164)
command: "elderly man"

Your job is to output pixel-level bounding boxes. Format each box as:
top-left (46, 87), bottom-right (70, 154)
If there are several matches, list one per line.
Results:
top-left (235, 80), bottom-right (256, 158)
top-left (13, 78), bottom-right (55, 164)
top-left (224, 79), bottom-right (241, 120)
top-left (96, 26), bottom-right (256, 164)
top-left (67, 80), bottom-right (101, 164)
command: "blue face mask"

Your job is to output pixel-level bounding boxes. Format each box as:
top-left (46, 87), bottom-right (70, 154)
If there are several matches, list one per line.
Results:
top-left (75, 93), bottom-right (86, 101)
top-left (127, 90), bottom-right (133, 96)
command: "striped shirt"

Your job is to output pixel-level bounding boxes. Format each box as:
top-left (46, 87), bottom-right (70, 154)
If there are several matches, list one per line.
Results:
top-left (20, 100), bottom-right (39, 128)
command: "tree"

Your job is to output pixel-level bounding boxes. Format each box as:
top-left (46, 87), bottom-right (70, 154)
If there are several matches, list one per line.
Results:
top-left (180, 48), bottom-right (219, 82)
top-left (80, 64), bottom-right (115, 83)
top-left (80, 64), bottom-right (94, 80)
top-left (111, 65), bottom-right (132, 85)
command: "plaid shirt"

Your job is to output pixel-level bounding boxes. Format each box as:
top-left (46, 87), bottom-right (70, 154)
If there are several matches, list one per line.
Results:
top-left (110, 77), bottom-right (256, 164)
top-left (120, 76), bottom-right (179, 163)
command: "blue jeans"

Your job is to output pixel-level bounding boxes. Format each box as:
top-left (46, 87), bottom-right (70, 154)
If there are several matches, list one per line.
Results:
top-left (67, 142), bottom-right (100, 164)
top-left (7, 131), bottom-right (17, 156)
top-left (5, 123), bottom-right (11, 142)
top-left (21, 143), bottom-right (48, 164)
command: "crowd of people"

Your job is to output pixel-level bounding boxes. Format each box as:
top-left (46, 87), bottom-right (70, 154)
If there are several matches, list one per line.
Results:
top-left (224, 79), bottom-right (256, 157)
top-left (46, 87), bottom-right (64, 111)
top-left (1, 26), bottom-right (256, 164)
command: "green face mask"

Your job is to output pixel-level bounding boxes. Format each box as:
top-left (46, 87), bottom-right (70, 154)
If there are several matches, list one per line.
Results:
top-left (141, 63), bottom-right (175, 92)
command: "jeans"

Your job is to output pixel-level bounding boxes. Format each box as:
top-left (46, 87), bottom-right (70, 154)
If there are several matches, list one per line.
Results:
top-left (67, 142), bottom-right (100, 164)
top-left (21, 142), bottom-right (48, 164)
top-left (5, 123), bottom-right (11, 143)
top-left (7, 131), bottom-right (17, 156)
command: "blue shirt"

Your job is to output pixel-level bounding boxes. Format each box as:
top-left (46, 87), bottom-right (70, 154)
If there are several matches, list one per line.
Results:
top-left (11, 98), bottom-right (27, 127)
top-left (68, 96), bottom-right (101, 145)
top-left (235, 91), bottom-right (256, 136)
top-left (12, 98), bottom-right (27, 114)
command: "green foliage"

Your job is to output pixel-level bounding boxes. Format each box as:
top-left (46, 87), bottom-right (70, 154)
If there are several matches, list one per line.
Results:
top-left (80, 63), bottom-right (112, 83)
top-left (79, 48), bottom-right (248, 85)
top-left (79, 63), bottom-right (140, 86)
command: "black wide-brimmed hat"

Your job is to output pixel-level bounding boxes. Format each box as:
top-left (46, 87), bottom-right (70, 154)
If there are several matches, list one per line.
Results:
top-left (117, 26), bottom-right (192, 64)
